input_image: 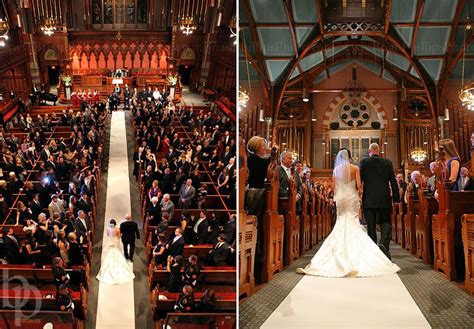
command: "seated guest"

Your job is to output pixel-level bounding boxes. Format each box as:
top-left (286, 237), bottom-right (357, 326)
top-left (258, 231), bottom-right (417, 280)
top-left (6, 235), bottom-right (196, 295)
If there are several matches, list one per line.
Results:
top-left (167, 227), bottom-right (185, 257)
top-left (206, 234), bottom-right (229, 266)
top-left (166, 255), bottom-right (184, 292)
top-left (56, 284), bottom-right (74, 312)
top-left (182, 255), bottom-right (200, 288)
top-left (160, 193), bottom-right (175, 222)
top-left (404, 171), bottom-right (421, 203)
top-left (438, 139), bottom-right (461, 190)
top-left (67, 232), bottom-right (84, 266)
top-left (192, 211), bottom-right (209, 245)
top-left (52, 257), bottom-right (70, 289)
top-left (178, 179), bottom-right (196, 209)
top-left (174, 285), bottom-right (194, 312)
top-left (197, 289), bottom-right (216, 312)
top-left (456, 167), bottom-right (473, 191)
top-left (152, 234), bottom-right (168, 268)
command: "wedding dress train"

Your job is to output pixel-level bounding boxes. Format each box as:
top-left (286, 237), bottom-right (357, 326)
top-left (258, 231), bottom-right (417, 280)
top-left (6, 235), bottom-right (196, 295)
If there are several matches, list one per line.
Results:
top-left (297, 158), bottom-right (400, 278)
top-left (96, 227), bottom-right (135, 285)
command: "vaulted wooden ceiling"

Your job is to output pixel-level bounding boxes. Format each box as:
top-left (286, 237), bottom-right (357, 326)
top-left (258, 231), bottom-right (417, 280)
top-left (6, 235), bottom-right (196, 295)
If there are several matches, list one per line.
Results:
top-left (240, 0), bottom-right (474, 118)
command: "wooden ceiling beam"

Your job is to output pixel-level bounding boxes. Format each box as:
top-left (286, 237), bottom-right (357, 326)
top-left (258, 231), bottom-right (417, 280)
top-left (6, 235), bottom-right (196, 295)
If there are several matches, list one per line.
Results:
top-left (410, 0), bottom-right (425, 57)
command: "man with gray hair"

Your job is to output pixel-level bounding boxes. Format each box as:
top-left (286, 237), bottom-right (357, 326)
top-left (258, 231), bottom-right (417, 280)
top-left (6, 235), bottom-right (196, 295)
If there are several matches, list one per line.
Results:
top-left (360, 143), bottom-right (400, 260)
top-left (456, 166), bottom-right (473, 191)
top-left (427, 162), bottom-right (437, 196)
top-left (277, 151), bottom-right (302, 213)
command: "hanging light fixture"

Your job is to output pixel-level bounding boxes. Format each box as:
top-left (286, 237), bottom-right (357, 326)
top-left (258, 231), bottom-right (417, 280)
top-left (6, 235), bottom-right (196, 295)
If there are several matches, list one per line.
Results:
top-left (239, 30), bottom-right (251, 112)
top-left (392, 104), bottom-right (398, 121)
top-left (179, 0), bottom-right (197, 35)
top-left (410, 148), bottom-right (428, 163)
top-left (302, 88), bottom-right (309, 102)
top-left (0, 0), bottom-right (10, 47)
top-left (459, 3), bottom-right (474, 111)
top-left (32, 0), bottom-right (62, 36)
top-left (311, 108), bottom-right (317, 122)
top-left (229, 15), bottom-right (237, 45)
top-left (286, 110), bottom-right (299, 161)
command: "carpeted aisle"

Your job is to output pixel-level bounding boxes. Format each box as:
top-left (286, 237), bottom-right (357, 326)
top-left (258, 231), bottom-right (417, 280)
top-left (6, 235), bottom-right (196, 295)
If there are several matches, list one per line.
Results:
top-left (95, 111), bottom-right (135, 329)
top-left (261, 274), bottom-right (430, 328)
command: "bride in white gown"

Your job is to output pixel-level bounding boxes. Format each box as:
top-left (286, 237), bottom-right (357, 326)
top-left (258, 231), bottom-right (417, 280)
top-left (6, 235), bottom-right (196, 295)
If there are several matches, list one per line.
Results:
top-left (297, 149), bottom-right (400, 277)
top-left (96, 219), bottom-right (135, 284)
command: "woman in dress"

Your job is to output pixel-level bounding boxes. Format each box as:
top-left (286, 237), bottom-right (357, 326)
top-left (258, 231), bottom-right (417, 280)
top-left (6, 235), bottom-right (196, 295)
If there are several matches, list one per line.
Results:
top-left (96, 219), bottom-right (135, 285)
top-left (438, 138), bottom-right (461, 190)
top-left (297, 149), bottom-right (400, 277)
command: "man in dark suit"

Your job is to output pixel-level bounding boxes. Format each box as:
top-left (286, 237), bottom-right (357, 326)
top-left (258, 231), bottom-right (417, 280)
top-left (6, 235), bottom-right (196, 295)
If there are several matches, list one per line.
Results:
top-left (277, 151), bottom-right (302, 214)
top-left (206, 234), bottom-right (229, 265)
top-left (3, 227), bottom-right (22, 263)
top-left (74, 210), bottom-right (91, 243)
top-left (456, 167), bottom-right (474, 191)
top-left (178, 179), bottom-right (196, 209)
top-left (30, 193), bottom-right (43, 221)
top-left (192, 211), bottom-right (209, 245)
top-left (167, 227), bottom-right (185, 257)
top-left (120, 213), bottom-right (140, 261)
top-left (360, 143), bottom-right (400, 259)
top-left (225, 214), bottom-right (236, 246)
top-left (67, 233), bottom-right (84, 266)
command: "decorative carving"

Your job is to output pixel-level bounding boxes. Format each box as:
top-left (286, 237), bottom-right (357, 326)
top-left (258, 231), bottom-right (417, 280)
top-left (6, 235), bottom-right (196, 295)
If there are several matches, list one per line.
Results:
top-left (324, 22), bottom-right (384, 33)
top-left (180, 48), bottom-right (195, 60)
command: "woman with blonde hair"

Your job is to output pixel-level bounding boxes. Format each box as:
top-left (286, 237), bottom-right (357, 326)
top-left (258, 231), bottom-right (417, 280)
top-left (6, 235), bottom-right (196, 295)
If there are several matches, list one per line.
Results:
top-left (438, 139), bottom-right (461, 189)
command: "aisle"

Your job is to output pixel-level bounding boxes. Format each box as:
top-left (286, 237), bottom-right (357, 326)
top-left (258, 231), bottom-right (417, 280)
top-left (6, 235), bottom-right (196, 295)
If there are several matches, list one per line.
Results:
top-left (261, 274), bottom-right (430, 328)
top-left (95, 111), bottom-right (135, 329)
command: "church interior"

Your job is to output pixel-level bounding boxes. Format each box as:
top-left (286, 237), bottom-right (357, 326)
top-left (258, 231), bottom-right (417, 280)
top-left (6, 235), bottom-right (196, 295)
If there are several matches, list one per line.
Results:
top-left (0, 1), bottom-right (237, 329)
top-left (239, 0), bottom-right (474, 327)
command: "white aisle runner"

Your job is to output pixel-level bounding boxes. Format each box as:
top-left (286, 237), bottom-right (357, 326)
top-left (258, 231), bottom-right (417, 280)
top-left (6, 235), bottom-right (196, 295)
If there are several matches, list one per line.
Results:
top-left (261, 274), bottom-right (430, 328)
top-left (95, 111), bottom-right (135, 329)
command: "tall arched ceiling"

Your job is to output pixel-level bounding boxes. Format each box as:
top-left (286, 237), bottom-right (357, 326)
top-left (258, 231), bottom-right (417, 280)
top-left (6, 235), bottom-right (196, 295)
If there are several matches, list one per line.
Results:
top-left (240, 0), bottom-right (474, 119)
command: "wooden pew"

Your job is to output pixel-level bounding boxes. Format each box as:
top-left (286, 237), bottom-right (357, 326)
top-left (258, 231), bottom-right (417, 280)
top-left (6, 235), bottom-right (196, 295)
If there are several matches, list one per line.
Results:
top-left (162, 312), bottom-right (236, 329)
top-left (148, 264), bottom-right (236, 291)
top-left (404, 183), bottom-right (418, 255)
top-left (280, 173), bottom-right (300, 266)
top-left (238, 139), bottom-right (257, 298)
top-left (391, 202), bottom-right (399, 242)
top-left (0, 310), bottom-right (80, 329)
top-left (415, 188), bottom-right (437, 265)
top-left (150, 288), bottom-right (236, 321)
top-left (262, 161), bottom-right (284, 283)
top-left (461, 214), bottom-right (474, 294)
top-left (396, 202), bottom-right (406, 248)
top-left (309, 187), bottom-right (318, 248)
top-left (432, 170), bottom-right (474, 281)
top-left (299, 184), bottom-right (311, 255)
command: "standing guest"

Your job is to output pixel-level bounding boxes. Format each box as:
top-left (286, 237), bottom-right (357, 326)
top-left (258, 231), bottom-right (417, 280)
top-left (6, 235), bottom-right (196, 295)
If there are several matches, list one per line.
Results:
top-left (178, 179), bottom-right (195, 209)
top-left (48, 194), bottom-right (65, 218)
top-left (192, 211), bottom-right (208, 245)
top-left (438, 139), bottom-right (461, 190)
top-left (225, 214), bottom-right (236, 247)
top-left (166, 255), bottom-right (184, 292)
top-left (52, 257), bottom-right (70, 289)
top-left (405, 171), bottom-right (421, 203)
top-left (206, 234), bottom-right (229, 266)
top-left (427, 162), bottom-right (438, 197)
top-left (67, 232), bottom-right (84, 266)
top-left (160, 194), bottom-right (175, 222)
top-left (3, 227), bottom-right (22, 263)
top-left (167, 227), bottom-right (184, 257)
top-left (146, 196), bottom-right (161, 226)
top-left (456, 167), bottom-right (473, 191)
top-left (197, 289), bottom-right (216, 312)
top-left (152, 234), bottom-right (168, 267)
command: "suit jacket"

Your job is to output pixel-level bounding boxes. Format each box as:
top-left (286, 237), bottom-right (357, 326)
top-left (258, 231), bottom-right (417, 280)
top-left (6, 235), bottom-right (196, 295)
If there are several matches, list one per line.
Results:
top-left (179, 185), bottom-right (196, 203)
top-left (74, 217), bottom-right (91, 238)
top-left (4, 235), bottom-right (22, 263)
top-left (30, 200), bottom-right (43, 220)
top-left (224, 220), bottom-right (236, 246)
top-left (427, 176), bottom-right (436, 196)
top-left (360, 155), bottom-right (400, 209)
top-left (120, 220), bottom-right (140, 243)
top-left (277, 165), bottom-right (301, 199)
top-left (456, 176), bottom-right (474, 191)
top-left (160, 200), bottom-right (175, 221)
top-left (68, 242), bottom-right (84, 266)
top-left (211, 241), bottom-right (229, 264)
top-left (168, 235), bottom-right (184, 257)
top-left (193, 217), bottom-right (209, 245)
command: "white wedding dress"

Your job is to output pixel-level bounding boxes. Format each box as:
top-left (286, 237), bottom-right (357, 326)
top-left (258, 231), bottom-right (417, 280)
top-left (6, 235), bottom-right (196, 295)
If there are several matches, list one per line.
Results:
top-left (96, 227), bottom-right (135, 284)
top-left (297, 151), bottom-right (400, 278)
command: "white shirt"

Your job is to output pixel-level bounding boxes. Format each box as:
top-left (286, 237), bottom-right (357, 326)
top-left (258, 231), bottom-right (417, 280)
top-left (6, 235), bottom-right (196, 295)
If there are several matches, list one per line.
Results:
top-left (282, 165), bottom-right (292, 178)
top-left (172, 235), bottom-right (181, 244)
top-left (194, 217), bottom-right (206, 233)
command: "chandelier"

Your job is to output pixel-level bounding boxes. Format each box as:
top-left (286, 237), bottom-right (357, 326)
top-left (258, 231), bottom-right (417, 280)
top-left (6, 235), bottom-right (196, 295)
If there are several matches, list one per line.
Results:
top-left (179, 16), bottom-right (196, 35)
top-left (32, 0), bottom-right (63, 37)
top-left (41, 17), bottom-right (58, 36)
top-left (238, 89), bottom-right (249, 111)
top-left (410, 147), bottom-right (428, 163)
top-left (0, 0), bottom-right (10, 47)
top-left (459, 82), bottom-right (474, 111)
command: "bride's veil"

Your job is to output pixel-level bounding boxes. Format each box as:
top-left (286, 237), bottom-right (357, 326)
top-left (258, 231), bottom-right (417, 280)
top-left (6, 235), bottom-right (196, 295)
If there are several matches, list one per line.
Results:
top-left (333, 149), bottom-right (351, 197)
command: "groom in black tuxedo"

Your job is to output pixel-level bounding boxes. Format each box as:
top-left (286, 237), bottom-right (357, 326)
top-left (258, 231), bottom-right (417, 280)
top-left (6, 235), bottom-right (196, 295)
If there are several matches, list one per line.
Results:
top-left (360, 143), bottom-right (400, 259)
top-left (120, 213), bottom-right (140, 261)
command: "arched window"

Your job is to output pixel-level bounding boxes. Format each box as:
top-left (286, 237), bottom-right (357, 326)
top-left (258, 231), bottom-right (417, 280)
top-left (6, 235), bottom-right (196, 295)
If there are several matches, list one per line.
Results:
top-left (91, 0), bottom-right (147, 28)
